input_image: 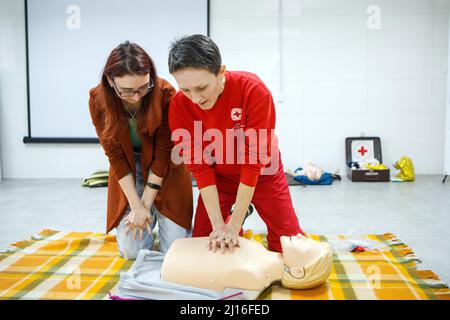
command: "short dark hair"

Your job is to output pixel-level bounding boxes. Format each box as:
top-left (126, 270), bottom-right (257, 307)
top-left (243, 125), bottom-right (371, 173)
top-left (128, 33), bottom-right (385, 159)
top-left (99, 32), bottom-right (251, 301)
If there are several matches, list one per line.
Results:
top-left (168, 34), bottom-right (222, 75)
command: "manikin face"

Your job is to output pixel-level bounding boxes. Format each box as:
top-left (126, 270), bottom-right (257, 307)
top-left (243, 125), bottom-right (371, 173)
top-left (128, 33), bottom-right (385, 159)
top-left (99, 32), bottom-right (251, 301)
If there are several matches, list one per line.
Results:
top-left (172, 66), bottom-right (226, 110)
top-left (280, 234), bottom-right (319, 269)
top-left (108, 73), bottom-right (151, 105)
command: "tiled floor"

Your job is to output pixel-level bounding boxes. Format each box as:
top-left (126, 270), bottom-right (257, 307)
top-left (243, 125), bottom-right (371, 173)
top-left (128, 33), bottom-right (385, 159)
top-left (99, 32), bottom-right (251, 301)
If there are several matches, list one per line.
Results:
top-left (0, 174), bottom-right (449, 284)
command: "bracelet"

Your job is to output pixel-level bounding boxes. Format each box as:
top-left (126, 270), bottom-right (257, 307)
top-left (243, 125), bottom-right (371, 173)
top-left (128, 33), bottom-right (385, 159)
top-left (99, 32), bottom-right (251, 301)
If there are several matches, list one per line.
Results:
top-left (147, 182), bottom-right (161, 190)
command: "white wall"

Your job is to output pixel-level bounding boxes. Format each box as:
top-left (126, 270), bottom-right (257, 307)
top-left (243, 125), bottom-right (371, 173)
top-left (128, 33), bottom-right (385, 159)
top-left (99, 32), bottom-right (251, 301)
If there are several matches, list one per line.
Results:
top-left (211, 0), bottom-right (450, 174)
top-left (445, 4), bottom-right (450, 176)
top-left (0, 0), bottom-right (449, 178)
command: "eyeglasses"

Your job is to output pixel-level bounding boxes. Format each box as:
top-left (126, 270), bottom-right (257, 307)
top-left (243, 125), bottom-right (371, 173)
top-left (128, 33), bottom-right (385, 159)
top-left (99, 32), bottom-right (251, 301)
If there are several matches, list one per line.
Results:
top-left (112, 79), bottom-right (154, 98)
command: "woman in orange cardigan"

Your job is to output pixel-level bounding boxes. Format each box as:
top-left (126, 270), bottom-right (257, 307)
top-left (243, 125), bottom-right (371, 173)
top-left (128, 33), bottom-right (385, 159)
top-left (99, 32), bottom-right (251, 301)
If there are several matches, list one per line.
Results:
top-left (89, 41), bottom-right (193, 260)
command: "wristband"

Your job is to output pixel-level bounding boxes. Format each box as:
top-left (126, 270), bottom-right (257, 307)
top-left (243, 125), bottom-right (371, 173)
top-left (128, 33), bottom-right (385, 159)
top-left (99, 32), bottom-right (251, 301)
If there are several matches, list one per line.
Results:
top-left (147, 182), bottom-right (161, 190)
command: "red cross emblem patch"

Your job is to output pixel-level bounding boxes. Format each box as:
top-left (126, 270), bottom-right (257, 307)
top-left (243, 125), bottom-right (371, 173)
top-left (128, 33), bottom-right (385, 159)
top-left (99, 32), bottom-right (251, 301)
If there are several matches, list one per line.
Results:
top-left (231, 108), bottom-right (242, 121)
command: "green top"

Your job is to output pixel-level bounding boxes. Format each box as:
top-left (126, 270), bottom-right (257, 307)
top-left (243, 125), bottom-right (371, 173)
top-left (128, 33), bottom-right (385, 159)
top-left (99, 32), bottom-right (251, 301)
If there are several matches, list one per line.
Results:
top-left (129, 118), bottom-right (142, 149)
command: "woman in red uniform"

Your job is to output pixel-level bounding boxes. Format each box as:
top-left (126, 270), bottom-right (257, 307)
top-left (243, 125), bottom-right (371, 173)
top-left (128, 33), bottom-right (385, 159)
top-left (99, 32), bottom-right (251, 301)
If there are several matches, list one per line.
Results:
top-left (168, 34), bottom-right (305, 253)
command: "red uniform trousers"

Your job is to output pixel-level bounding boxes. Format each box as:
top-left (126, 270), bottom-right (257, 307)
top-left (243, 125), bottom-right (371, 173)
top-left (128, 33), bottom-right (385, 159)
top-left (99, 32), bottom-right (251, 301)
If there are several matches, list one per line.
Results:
top-left (192, 159), bottom-right (305, 252)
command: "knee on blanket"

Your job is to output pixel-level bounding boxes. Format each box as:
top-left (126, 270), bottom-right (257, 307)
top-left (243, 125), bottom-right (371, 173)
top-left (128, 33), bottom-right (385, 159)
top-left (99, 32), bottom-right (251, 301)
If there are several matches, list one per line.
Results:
top-left (116, 232), bottom-right (154, 261)
top-left (119, 246), bottom-right (141, 260)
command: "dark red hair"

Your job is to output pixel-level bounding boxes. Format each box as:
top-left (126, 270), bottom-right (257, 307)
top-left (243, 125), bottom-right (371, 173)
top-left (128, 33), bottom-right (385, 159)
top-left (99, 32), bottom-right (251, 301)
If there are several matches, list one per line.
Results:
top-left (98, 41), bottom-right (160, 142)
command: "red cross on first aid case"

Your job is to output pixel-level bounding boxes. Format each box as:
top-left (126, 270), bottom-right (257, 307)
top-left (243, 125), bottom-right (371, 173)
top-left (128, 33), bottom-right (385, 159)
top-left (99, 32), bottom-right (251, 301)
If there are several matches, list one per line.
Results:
top-left (351, 140), bottom-right (375, 162)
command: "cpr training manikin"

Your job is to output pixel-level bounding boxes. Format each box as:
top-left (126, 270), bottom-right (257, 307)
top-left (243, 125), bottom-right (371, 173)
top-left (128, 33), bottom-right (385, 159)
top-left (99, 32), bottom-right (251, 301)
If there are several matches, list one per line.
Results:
top-left (116, 234), bottom-right (333, 300)
top-left (161, 234), bottom-right (333, 292)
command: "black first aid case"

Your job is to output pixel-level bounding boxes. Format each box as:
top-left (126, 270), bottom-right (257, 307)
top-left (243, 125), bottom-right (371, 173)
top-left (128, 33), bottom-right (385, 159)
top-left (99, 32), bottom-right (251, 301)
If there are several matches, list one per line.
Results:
top-left (345, 136), bottom-right (390, 182)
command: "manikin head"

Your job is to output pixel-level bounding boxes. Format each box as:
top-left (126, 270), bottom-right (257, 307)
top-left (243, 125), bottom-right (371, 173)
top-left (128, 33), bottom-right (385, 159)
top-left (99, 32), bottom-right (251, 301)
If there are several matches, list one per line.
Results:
top-left (280, 234), bottom-right (333, 290)
top-left (304, 163), bottom-right (324, 181)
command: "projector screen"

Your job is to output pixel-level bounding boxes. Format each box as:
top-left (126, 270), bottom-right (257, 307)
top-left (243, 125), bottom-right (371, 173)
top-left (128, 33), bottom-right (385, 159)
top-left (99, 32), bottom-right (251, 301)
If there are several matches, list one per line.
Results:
top-left (24, 0), bottom-right (209, 142)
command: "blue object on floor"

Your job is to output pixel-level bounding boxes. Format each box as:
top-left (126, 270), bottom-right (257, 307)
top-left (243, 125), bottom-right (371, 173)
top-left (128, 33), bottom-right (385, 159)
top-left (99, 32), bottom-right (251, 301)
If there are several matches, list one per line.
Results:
top-left (293, 168), bottom-right (334, 185)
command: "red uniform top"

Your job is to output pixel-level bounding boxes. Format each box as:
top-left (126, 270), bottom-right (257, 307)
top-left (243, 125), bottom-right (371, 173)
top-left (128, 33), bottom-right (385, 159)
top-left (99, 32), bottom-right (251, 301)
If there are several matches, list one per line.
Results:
top-left (169, 71), bottom-right (277, 189)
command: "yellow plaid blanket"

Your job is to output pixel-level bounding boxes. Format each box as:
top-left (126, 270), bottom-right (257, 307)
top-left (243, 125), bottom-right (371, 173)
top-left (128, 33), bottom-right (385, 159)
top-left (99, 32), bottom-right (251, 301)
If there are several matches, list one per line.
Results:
top-left (0, 229), bottom-right (449, 300)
